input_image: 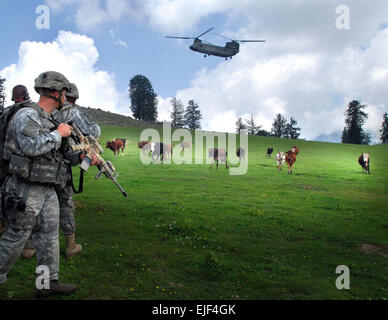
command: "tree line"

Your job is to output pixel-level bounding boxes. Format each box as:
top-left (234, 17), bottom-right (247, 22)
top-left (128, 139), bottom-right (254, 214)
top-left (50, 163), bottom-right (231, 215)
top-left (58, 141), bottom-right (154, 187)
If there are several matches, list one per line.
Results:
top-left (2, 74), bottom-right (388, 143)
top-left (340, 100), bottom-right (388, 145)
top-left (235, 113), bottom-right (301, 139)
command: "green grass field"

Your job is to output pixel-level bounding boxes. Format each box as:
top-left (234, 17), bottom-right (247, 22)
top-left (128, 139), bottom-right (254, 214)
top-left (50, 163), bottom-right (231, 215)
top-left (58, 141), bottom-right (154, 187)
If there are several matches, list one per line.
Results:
top-left (1, 125), bottom-right (387, 300)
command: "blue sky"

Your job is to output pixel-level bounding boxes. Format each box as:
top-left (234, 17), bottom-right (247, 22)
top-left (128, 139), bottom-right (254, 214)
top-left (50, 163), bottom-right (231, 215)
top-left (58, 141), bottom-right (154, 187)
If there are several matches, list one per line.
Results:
top-left (1, 0), bottom-right (388, 142)
top-left (0, 0), bottom-right (227, 97)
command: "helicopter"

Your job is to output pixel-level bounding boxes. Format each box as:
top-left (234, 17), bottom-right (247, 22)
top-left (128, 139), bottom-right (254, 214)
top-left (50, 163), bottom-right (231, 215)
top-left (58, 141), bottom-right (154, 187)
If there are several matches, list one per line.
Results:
top-left (165, 27), bottom-right (265, 59)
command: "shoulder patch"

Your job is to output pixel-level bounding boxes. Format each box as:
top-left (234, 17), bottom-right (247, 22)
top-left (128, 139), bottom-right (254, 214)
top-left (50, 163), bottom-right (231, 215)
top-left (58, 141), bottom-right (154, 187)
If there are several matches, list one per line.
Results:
top-left (22, 115), bottom-right (41, 138)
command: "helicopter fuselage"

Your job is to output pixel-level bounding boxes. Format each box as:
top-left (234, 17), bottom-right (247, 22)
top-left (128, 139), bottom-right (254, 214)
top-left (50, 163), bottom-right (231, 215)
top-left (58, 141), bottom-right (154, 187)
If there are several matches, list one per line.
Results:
top-left (189, 39), bottom-right (239, 58)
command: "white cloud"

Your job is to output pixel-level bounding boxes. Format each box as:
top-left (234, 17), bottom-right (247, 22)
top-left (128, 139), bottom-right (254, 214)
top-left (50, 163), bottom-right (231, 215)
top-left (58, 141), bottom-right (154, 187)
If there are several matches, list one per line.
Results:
top-left (41, 0), bottom-right (388, 143)
top-left (171, 27), bottom-right (388, 142)
top-left (0, 30), bottom-right (125, 113)
top-left (157, 96), bottom-right (172, 123)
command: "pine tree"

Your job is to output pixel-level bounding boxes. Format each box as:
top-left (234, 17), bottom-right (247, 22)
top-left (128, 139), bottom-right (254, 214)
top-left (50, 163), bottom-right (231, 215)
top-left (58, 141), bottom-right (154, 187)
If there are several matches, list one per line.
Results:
top-left (245, 114), bottom-right (261, 135)
top-left (271, 114), bottom-right (287, 138)
top-left (380, 112), bottom-right (388, 143)
top-left (170, 97), bottom-right (185, 127)
top-left (341, 100), bottom-right (368, 144)
top-left (0, 77), bottom-right (6, 113)
top-left (128, 74), bottom-right (158, 121)
top-left (235, 117), bottom-right (247, 133)
top-left (184, 100), bottom-right (202, 129)
top-left (285, 117), bottom-right (301, 139)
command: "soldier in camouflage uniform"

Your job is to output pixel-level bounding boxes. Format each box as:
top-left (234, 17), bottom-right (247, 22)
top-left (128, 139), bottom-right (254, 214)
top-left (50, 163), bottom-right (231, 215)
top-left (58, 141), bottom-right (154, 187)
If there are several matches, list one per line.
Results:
top-left (0, 71), bottom-right (96, 296)
top-left (22, 83), bottom-right (101, 259)
top-left (0, 85), bottom-right (31, 234)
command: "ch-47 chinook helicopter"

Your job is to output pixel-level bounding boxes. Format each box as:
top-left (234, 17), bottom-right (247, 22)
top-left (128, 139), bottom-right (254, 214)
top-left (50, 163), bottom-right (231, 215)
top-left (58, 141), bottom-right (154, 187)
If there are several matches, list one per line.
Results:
top-left (165, 27), bottom-right (265, 59)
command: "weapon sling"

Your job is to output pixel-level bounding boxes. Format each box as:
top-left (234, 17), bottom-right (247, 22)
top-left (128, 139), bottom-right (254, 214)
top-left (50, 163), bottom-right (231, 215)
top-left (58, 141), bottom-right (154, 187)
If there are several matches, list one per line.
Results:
top-left (69, 165), bottom-right (84, 194)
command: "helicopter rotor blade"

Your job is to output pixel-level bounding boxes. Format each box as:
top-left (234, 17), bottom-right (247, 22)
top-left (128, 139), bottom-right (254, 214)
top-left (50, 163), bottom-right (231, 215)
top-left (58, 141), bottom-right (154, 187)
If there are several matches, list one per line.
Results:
top-left (237, 40), bottom-right (266, 42)
top-left (196, 27), bottom-right (214, 39)
top-left (165, 36), bottom-right (195, 40)
top-left (212, 32), bottom-right (235, 42)
top-left (212, 32), bottom-right (265, 43)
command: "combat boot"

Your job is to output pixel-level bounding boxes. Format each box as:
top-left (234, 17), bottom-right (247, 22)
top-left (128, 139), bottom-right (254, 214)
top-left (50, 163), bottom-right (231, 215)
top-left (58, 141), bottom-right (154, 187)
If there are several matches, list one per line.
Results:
top-left (36, 280), bottom-right (76, 297)
top-left (23, 248), bottom-right (35, 259)
top-left (65, 234), bottom-right (82, 258)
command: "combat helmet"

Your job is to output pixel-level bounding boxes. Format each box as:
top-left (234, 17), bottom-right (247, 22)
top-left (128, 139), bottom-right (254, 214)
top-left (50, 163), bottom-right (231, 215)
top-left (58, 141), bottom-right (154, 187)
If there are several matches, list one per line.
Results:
top-left (34, 71), bottom-right (70, 93)
top-left (66, 83), bottom-right (79, 100)
top-left (34, 71), bottom-right (70, 108)
top-left (12, 85), bottom-right (30, 102)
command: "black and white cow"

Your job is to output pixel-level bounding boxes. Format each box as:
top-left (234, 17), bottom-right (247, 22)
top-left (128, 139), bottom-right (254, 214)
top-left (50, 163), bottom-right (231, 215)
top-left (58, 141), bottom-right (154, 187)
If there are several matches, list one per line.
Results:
top-left (358, 153), bottom-right (370, 174)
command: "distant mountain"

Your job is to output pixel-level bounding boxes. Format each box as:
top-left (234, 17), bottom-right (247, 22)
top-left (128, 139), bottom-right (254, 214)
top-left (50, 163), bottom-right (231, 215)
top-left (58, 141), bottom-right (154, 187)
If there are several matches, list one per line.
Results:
top-left (314, 131), bottom-right (342, 143)
top-left (77, 106), bottom-right (163, 128)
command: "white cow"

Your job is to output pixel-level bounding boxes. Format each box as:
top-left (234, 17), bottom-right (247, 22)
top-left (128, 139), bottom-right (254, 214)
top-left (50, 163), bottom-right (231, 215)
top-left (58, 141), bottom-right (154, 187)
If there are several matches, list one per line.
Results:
top-left (275, 151), bottom-right (286, 171)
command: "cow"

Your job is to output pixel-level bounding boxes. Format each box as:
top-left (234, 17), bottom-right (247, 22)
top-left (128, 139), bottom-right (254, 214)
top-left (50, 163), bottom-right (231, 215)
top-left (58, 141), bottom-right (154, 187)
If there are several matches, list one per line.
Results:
top-left (106, 138), bottom-right (126, 157)
top-left (180, 141), bottom-right (191, 152)
top-left (285, 149), bottom-right (297, 174)
top-left (164, 144), bottom-right (173, 159)
top-left (137, 141), bottom-right (151, 154)
top-left (291, 145), bottom-right (299, 155)
top-left (236, 147), bottom-right (246, 161)
top-left (275, 151), bottom-right (286, 171)
top-left (138, 140), bottom-right (150, 149)
top-left (209, 148), bottom-right (229, 169)
top-left (266, 146), bottom-right (274, 158)
top-left (358, 153), bottom-right (370, 174)
top-left (152, 142), bottom-right (169, 163)
top-left (138, 140), bottom-right (150, 155)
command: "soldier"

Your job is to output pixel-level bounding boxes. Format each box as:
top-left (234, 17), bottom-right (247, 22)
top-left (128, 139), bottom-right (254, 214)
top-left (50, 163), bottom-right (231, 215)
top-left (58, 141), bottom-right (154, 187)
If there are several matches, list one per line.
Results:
top-left (11, 85), bottom-right (31, 104)
top-left (0, 71), bottom-right (97, 296)
top-left (22, 83), bottom-right (101, 259)
top-left (55, 83), bottom-right (101, 259)
top-left (0, 86), bottom-right (31, 234)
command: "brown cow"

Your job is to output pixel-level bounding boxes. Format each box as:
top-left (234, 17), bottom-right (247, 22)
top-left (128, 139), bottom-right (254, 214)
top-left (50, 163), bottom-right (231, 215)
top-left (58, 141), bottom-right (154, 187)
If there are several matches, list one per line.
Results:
top-left (291, 145), bottom-right (299, 155)
top-left (209, 148), bottom-right (229, 169)
top-left (138, 141), bottom-right (149, 149)
top-left (165, 144), bottom-right (173, 158)
top-left (138, 141), bottom-right (150, 155)
top-left (285, 147), bottom-right (299, 174)
top-left (180, 141), bottom-right (191, 152)
top-left (106, 138), bottom-right (126, 157)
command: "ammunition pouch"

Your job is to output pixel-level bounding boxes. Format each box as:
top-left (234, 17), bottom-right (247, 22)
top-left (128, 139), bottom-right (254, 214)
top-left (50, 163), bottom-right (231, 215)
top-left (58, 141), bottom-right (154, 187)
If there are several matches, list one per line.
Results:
top-left (3, 193), bottom-right (35, 231)
top-left (8, 154), bottom-right (70, 188)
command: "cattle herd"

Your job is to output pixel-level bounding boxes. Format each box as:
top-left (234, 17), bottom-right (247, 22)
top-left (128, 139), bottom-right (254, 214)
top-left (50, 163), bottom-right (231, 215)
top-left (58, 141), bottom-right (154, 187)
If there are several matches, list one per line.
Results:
top-left (104, 139), bottom-right (370, 174)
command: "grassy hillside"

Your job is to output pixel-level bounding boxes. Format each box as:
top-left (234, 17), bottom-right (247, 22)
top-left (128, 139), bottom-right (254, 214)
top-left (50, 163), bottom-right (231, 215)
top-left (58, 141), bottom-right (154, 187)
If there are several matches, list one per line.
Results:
top-left (1, 125), bottom-right (387, 300)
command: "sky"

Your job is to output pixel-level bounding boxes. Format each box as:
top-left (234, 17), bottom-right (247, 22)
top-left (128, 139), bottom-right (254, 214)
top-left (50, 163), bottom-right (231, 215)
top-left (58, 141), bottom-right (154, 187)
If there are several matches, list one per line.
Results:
top-left (1, 0), bottom-right (388, 143)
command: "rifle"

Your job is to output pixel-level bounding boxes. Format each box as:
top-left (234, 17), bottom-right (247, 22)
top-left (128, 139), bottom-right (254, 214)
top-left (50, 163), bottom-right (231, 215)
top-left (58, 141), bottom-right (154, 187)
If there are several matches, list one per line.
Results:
top-left (69, 123), bottom-right (128, 197)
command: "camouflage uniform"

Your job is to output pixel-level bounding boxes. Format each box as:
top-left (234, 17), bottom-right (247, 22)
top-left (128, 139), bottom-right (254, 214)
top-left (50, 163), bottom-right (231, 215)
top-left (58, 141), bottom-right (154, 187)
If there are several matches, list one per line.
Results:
top-left (22, 81), bottom-right (100, 260)
top-left (22, 103), bottom-right (100, 255)
top-left (52, 102), bottom-right (100, 236)
top-left (0, 103), bottom-right (66, 283)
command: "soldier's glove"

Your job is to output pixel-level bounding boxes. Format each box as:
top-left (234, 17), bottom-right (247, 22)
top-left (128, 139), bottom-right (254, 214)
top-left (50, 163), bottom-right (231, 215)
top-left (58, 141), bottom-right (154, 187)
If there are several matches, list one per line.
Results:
top-left (0, 220), bottom-right (4, 233)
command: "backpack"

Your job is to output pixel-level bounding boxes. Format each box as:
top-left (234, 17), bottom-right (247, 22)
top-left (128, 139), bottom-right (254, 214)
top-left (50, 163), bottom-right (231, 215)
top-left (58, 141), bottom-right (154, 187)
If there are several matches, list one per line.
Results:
top-left (0, 101), bottom-right (36, 186)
